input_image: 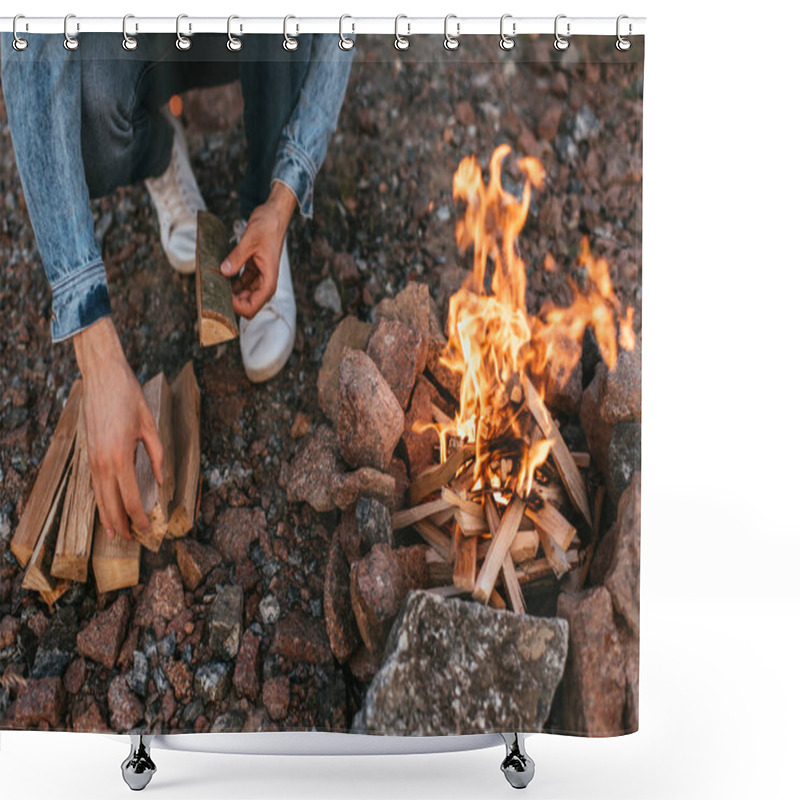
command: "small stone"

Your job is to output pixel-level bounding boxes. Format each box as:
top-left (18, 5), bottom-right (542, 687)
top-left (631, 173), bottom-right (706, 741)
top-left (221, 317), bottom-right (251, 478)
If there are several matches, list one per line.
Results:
top-left (207, 585), bottom-right (244, 661)
top-left (211, 709), bottom-right (245, 733)
top-left (0, 615), bottom-right (20, 649)
top-left (375, 282), bottom-right (442, 365)
top-left (337, 350), bottom-right (404, 471)
top-left (366, 318), bottom-right (425, 410)
top-left (134, 565), bottom-right (186, 628)
top-left (317, 316), bottom-right (373, 424)
top-left (176, 539), bottom-right (223, 591)
top-left (290, 411), bottom-right (312, 439)
top-left (233, 629), bottom-right (261, 700)
top-left (347, 645), bottom-right (383, 683)
top-left (571, 103), bottom-right (601, 142)
top-left (195, 662), bottom-right (232, 704)
top-left (350, 543), bottom-right (406, 654)
top-left (600, 343), bottom-right (642, 424)
top-left (537, 101), bottom-right (564, 142)
top-left (557, 587), bottom-right (626, 736)
top-left (324, 533), bottom-right (361, 662)
top-left (270, 611), bottom-right (332, 664)
top-left (163, 658), bottom-right (194, 702)
top-left (355, 498), bottom-right (393, 552)
top-left (329, 467), bottom-right (397, 511)
top-left (259, 595), bottom-right (281, 626)
top-left (182, 698), bottom-right (204, 725)
top-left (108, 674), bottom-right (144, 730)
top-left (262, 676), bottom-right (290, 721)
top-left (77, 595), bottom-right (130, 670)
top-left (401, 377), bottom-right (440, 480)
top-left (72, 699), bottom-right (108, 732)
top-left (314, 277), bottom-right (342, 314)
top-left (455, 101), bottom-right (476, 126)
top-left (213, 507), bottom-right (266, 563)
top-left (127, 651), bottom-right (149, 697)
top-left (14, 677), bottom-right (66, 728)
top-left (63, 657), bottom-right (86, 695)
top-left (333, 252), bottom-right (360, 284)
top-left (31, 607), bottom-right (77, 679)
top-left (552, 71), bottom-right (569, 97)
top-left (285, 424), bottom-right (342, 512)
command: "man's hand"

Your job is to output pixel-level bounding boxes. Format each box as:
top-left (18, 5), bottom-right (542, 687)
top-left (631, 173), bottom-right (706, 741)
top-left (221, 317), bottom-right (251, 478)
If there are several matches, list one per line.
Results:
top-left (73, 317), bottom-right (163, 541)
top-left (220, 182), bottom-right (297, 319)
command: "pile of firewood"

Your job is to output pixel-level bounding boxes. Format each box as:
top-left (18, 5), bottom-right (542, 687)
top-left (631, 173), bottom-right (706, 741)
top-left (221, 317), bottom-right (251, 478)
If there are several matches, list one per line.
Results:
top-left (10, 362), bottom-right (201, 604)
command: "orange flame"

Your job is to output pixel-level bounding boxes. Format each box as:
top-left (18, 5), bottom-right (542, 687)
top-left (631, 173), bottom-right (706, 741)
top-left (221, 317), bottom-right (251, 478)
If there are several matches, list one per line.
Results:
top-left (436, 145), bottom-right (635, 494)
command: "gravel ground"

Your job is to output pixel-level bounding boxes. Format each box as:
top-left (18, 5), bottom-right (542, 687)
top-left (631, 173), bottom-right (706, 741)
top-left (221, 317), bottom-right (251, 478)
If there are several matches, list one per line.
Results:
top-left (0, 35), bottom-right (643, 733)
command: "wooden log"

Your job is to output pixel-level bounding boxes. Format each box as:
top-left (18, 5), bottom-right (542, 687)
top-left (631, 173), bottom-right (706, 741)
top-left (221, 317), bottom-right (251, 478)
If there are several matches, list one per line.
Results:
top-left (478, 528), bottom-right (539, 564)
top-left (452, 528), bottom-right (478, 592)
top-left (51, 405), bottom-right (96, 582)
top-left (168, 362), bottom-right (201, 538)
top-left (91, 517), bottom-right (141, 594)
top-left (472, 495), bottom-right (526, 604)
top-left (524, 377), bottom-right (592, 525)
top-left (539, 529), bottom-right (572, 579)
top-left (524, 501), bottom-right (577, 552)
top-left (571, 452), bottom-right (591, 468)
top-left (516, 550), bottom-right (579, 585)
top-left (485, 496), bottom-right (526, 614)
top-left (409, 442), bottom-right (475, 506)
top-left (454, 508), bottom-right (489, 536)
top-left (132, 374), bottom-right (175, 552)
top-left (11, 380), bottom-right (83, 568)
top-left (22, 464), bottom-right (72, 606)
top-left (392, 497), bottom-right (452, 531)
top-left (196, 210), bottom-right (238, 346)
top-left (441, 486), bottom-right (483, 517)
top-left (413, 520), bottom-right (451, 561)
top-left (429, 506), bottom-right (456, 527)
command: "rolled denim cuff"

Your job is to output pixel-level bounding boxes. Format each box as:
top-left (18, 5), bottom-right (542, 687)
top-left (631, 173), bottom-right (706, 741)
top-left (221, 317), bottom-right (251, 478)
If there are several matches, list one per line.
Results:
top-left (50, 261), bottom-right (112, 342)
top-left (271, 140), bottom-right (317, 219)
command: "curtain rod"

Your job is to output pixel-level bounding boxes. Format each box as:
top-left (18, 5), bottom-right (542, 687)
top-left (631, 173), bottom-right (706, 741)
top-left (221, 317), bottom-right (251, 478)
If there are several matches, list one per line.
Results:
top-left (0, 16), bottom-right (646, 37)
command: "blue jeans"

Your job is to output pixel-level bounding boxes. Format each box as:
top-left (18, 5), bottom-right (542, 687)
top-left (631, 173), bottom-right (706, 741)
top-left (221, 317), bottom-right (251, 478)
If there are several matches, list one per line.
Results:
top-left (0, 33), bottom-right (352, 342)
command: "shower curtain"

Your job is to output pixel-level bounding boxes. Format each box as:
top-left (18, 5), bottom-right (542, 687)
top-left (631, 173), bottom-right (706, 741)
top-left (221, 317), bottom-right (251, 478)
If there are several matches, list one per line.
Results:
top-left (0, 28), bottom-right (642, 738)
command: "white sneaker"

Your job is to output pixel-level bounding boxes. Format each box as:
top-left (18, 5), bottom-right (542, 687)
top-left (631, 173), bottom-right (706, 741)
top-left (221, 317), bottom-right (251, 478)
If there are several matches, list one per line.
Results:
top-left (144, 112), bottom-right (206, 274)
top-left (238, 239), bottom-right (297, 383)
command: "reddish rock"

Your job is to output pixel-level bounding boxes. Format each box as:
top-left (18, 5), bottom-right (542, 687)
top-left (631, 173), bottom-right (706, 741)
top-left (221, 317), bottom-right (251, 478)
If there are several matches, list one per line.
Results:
top-left (0, 615), bottom-right (20, 649)
top-left (176, 539), bottom-right (223, 591)
top-left (72, 699), bottom-right (108, 732)
top-left (395, 545), bottom-right (430, 591)
top-left (108, 674), bottom-right (144, 731)
top-left (213, 507), bottom-right (266, 562)
top-left (329, 467), bottom-right (397, 511)
top-left (455, 101), bottom-right (476, 127)
top-left (77, 595), bottom-right (130, 670)
top-left (285, 424), bottom-right (343, 512)
top-left (290, 411), bottom-right (312, 439)
top-left (318, 315), bottom-right (373, 424)
top-left (163, 658), bottom-right (193, 702)
top-left (375, 282), bottom-right (443, 367)
top-left (134, 565), bottom-right (186, 628)
top-left (580, 367), bottom-right (613, 479)
top-left (538, 101), bottom-right (564, 142)
top-left (348, 645), bottom-right (383, 683)
top-left (402, 377), bottom-right (440, 479)
top-left (14, 677), bottom-right (66, 728)
top-left (544, 357), bottom-right (583, 416)
top-left (233, 629), bottom-right (261, 700)
top-left (63, 657), bottom-right (87, 695)
top-left (366, 318), bottom-right (425, 410)
top-left (557, 587), bottom-right (626, 736)
top-left (552, 71), bottom-right (569, 97)
top-left (600, 342), bottom-right (642, 424)
top-left (387, 457), bottom-right (410, 510)
top-left (117, 626), bottom-right (139, 669)
top-left (262, 676), bottom-right (290, 721)
top-left (350, 544), bottom-right (406, 654)
top-left (207, 585), bottom-right (244, 661)
top-left (161, 688), bottom-right (177, 725)
top-left (333, 252), bottom-right (360, 284)
top-left (324, 533), bottom-right (361, 662)
top-left (270, 611), bottom-right (332, 664)
top-left (337, 350), bottom-right (404, 472)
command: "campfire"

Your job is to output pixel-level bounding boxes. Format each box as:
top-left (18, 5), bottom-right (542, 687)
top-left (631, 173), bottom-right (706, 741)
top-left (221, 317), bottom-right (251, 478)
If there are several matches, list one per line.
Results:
top-left (392, 144), bottom-right (636, 613)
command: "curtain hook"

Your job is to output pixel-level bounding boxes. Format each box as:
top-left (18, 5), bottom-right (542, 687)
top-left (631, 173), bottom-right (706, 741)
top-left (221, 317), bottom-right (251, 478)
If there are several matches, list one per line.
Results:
top-left (283, 15), bottom-right (299, 51)
top-left (227, 15), bottom-right (243, 51)
top-left (12, 15), bottom-right (28, 51)
top-left (616, 14), bottom-right (632, 51)
top-left (122, 14), bottom-right (138, 51)
top-left (394, 15), bottom-right (410, 51)
top-left (444, 14), bottom-right (460, 51)
top-left (500, 14), bottom-right (516, 51)
top-left (64, 13), bottom-right (79, 51)
top-left (339, 15), bottom-right (355, 50)
top-left (554, 14), bottom-right (570, 51)
top-left (176, 14), bottom-right (192, 51)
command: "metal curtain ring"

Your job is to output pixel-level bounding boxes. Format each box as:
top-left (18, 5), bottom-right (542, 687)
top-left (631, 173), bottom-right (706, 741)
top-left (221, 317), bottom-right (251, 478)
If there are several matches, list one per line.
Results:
top-left (176, 14), bottom-right (192, 51)
top-left (554, 14), bottom-right (570, 51)
top-left (12, 15), bottom-right (28, 51)
top-left (394, 15), bottom-right (410, 51)
top-left (339, 15), bottom-right (355, 50)
top-left (444, 14), bottom-right (460, 51)
top-left (122, 14), bottom-right (138, 51)
top-left (64, 14), bottom-right (79, 51)
top-left (500, 14), bottom-right (515, 50)
top-left (227, 15), bottom-right (242, 51)
top-left (616, 14), bottom-right (632, 51)
top-left (283, 16), bottom-right (299, 51)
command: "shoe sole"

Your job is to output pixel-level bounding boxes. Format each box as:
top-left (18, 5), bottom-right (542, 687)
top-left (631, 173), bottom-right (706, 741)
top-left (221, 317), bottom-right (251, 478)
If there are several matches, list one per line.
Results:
top-left (242, 324), bottom-right (297, 384)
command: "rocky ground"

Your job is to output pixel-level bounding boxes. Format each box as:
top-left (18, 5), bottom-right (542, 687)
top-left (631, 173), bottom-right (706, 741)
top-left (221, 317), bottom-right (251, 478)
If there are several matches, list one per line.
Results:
top-left (0, 35), bottom-right (643, 734)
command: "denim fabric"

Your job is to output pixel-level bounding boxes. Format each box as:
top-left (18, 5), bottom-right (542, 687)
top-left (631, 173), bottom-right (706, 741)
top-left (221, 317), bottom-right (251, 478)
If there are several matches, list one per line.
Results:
top-left (0, 33), bottom-right (352, 342)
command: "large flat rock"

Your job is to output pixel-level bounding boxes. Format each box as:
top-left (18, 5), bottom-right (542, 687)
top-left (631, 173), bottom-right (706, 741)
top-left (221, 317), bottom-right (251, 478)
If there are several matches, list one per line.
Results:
top-left (353, 591), bottom-right (568, 735)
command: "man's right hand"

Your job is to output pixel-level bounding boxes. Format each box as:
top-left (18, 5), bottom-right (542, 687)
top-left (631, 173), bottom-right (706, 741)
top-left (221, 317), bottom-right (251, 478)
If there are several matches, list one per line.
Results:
top-left (73, 318), bottom-right (163, 541)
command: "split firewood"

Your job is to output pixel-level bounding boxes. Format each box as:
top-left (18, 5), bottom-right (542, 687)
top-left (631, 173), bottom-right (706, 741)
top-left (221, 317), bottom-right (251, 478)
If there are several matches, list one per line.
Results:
top-left (524, 377), bottom-right (592, 525)
top-left (91, 517), bottom-right (141, 594)
top-left (168, 362), bottom-right (201, 538)
top-left (412, 520), bottom-right (451, 561)
top-left (391, 497), bottom-right (452, 531)
top-left (11, 380), bottom-right (83, 568)
top-left (485, 496), bottom-right (526, 614)
top-left (539, 529), bottom-right (572, 579)
top-left (132, 373), bottom-right (175, 552)
top-left (441, 486), bottom-right (483, 517)
top-left (516, 550), bottom-right (579, 586)
top-left (454, 508), bottom-right (488, 536)
top-left (473, 495), bottom-right (526, 604)
top-left (51, 405), bottom-right (96, 582)
top-left (477, 528), bottom-right (539, 564)
top-left (571, 452), bottom-right (591, 468)
top-left (409, 442), bottom-right (475, 506)
top-left (22, 464), bottom-right (72, 607)
top-left (196, 210), bottom-right (238, 346)
top-left (452, 527), bottom-right (478, 592)
top-left (524, 500), bottom-right (576, 552)
top-left (429, 506), bottom-right (456, 527)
